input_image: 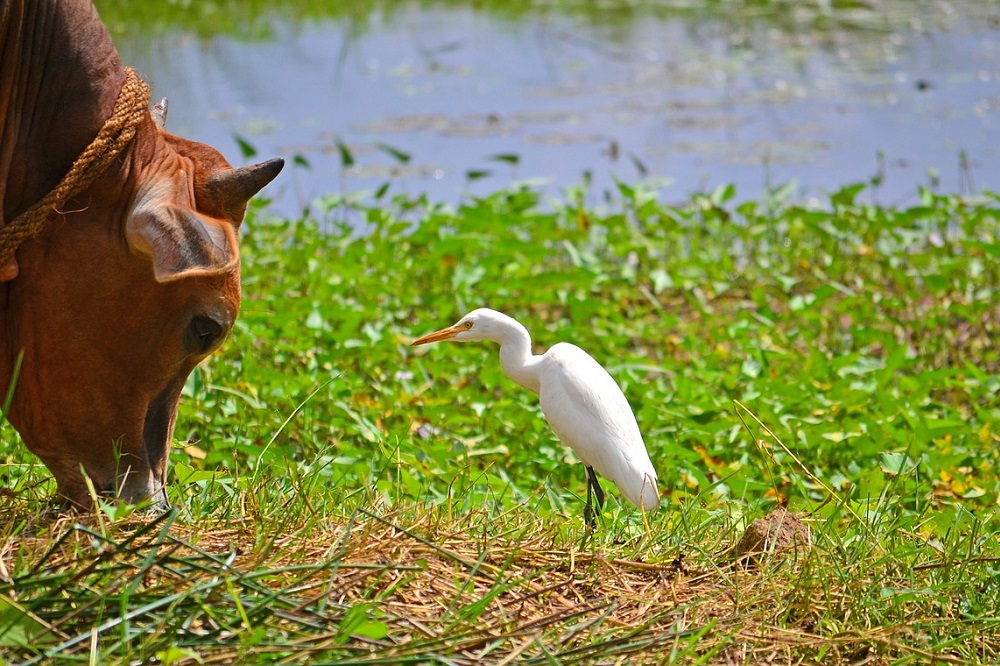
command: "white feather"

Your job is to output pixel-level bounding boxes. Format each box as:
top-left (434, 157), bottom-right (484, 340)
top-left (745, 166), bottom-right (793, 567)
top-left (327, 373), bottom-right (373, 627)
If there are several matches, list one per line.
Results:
top-left (537, 343), bottom-right (659, 510)
top-left (413, 308), bottom-right (660, 513)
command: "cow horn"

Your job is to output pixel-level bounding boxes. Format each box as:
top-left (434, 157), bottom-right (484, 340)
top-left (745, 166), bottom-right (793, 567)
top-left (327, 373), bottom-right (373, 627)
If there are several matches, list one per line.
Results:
top-left (203, 158), bottom-right (285, 218)
top-left (152, 98), bottom-right (168, 129)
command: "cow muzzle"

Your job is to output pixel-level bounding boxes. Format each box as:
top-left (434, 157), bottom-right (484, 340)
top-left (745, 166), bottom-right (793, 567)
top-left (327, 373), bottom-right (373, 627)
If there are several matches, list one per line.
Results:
top-left (116, 465), bottom-right (166, 507)
top-left (116, 383), bottom-right (181, 506)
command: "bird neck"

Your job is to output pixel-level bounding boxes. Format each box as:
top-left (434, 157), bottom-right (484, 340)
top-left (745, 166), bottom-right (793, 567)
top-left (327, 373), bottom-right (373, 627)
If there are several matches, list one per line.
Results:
top-left (496, 323), bottom-right (541, 394)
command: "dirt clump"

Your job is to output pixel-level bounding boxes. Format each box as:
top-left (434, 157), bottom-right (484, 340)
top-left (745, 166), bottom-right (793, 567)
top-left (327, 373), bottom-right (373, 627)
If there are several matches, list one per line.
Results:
top-left (733, 508), bottom-right (811, 563)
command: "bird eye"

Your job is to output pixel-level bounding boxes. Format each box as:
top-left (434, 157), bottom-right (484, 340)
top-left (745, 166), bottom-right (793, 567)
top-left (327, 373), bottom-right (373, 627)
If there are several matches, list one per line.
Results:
top-left (464, 321), bottom-right (474, 329)
top-left (185, 315), bottom-right (224, 355)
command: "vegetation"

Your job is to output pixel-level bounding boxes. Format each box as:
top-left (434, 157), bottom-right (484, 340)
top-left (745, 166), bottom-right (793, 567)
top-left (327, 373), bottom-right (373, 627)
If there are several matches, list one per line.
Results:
top-left (93, 0), bottom-right (992, 41)
top-left (1, 180), bottom-right (998, 663)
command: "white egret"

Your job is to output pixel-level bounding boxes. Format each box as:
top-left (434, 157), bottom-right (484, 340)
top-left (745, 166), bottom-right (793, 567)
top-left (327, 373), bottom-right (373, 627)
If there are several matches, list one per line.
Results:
top-left (412, 308), bottom-right (659, 527)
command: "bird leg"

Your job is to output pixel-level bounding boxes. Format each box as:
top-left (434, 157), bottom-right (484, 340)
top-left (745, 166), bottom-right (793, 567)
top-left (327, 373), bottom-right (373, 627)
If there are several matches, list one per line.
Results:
top-left (588, 466), bottom-right (606, 511)
top-left (584, 466), bottom-right (605, 528)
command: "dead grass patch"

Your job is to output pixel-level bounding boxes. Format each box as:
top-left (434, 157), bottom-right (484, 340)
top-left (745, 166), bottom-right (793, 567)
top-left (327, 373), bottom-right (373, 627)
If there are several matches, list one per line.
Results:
top-left (1, 500), bottom-right (994, 665)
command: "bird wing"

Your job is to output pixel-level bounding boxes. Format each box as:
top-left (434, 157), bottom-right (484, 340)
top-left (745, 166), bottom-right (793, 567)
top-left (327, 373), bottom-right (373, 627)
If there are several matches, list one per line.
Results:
top-left (537, 343), bottom-right (659, 510)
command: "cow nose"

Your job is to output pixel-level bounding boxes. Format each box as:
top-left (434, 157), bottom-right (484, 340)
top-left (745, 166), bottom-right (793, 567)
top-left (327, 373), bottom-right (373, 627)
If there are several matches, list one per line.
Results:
top-left (139, 380), bottom-right (184, 502)
top-left (116, 465), bottom-right (167, 507)
top-left (143, 387), bottom-right (177, 471)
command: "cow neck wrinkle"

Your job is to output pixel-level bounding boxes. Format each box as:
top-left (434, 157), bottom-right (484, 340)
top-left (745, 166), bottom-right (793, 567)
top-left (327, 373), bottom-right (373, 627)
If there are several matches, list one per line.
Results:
top-left (0, 67), bottom-right (151, 266)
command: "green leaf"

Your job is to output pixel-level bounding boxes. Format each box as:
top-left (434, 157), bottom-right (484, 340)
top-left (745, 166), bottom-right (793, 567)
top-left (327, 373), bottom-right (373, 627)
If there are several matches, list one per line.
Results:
top-left (837, 356), bottom-right (884, 378)
top-left (353, 618), bottom-right (389, 640)
top-left (375, 142), bottom-right (411, 164)
top-left (157, 646), bottom-right (205, 665)
top-left (233, 134), bottom-right (258, 159)
top-left (741, 357), bottom-right (762, 379)
top-left (650, 268), bottom-right (673, 293)
top-left (879, 452), bottom-right (917, 476)
top-left (336, 140), bottom-right (355, 168)
top-left (488, 153), bottom-right (520, 165)
top-left (306, 306), bottom-right (326, 331)
top-left (466, 169), bottom-right (492, 181)
top-left (337, 605), bottom-right (388, 643)
top-left (174, 461), bottom-right (224, 485)
top-left (0, 594), bottom-right (54, 648)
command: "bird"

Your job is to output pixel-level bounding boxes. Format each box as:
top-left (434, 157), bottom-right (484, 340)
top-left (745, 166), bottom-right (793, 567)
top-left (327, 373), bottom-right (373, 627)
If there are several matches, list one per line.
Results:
top-left (411, 308), bottom-right (659, 527)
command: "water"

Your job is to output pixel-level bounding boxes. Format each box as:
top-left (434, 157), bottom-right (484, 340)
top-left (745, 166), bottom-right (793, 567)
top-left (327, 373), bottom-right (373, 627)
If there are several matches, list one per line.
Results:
top-left (107, 2), bottom-right (1000, 216)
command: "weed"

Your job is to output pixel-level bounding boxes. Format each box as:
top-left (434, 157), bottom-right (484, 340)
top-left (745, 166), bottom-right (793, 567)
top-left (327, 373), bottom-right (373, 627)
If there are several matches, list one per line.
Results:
top-left (1, 182), bottom-right (998, 663)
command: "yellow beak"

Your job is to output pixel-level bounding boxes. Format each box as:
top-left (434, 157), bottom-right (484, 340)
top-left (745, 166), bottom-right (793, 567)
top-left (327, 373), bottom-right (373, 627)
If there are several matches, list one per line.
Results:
top-left (411, 325), bottom-right (461, 346)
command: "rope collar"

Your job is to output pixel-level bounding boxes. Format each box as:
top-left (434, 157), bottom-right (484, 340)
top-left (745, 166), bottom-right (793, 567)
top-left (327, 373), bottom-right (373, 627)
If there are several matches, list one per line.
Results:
top-left (0, 67), bottom-right (151, 268)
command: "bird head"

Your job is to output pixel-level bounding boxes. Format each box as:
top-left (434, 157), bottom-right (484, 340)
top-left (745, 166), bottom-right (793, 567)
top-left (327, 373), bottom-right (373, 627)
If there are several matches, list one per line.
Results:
top-left (411, 308), bottom-right (514, 346)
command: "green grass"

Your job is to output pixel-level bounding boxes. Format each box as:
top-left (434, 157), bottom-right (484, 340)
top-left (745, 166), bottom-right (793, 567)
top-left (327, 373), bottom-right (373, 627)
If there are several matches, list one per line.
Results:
top-left (1, 181), bottom-right (999, 663)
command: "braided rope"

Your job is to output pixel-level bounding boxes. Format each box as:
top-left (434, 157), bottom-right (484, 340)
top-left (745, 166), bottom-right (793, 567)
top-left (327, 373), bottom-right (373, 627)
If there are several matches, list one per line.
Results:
top-left (0, 67), bottom-right (151, 266)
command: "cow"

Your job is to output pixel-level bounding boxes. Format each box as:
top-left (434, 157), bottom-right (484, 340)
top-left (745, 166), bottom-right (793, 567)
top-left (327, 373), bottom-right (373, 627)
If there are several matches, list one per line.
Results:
top-left (0, 0), bottom-right (283, 507)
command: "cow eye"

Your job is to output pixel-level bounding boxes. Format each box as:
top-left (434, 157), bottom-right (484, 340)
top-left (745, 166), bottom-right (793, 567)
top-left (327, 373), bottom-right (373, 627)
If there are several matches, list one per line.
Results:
top-left (185, 315), bottom-right (224, 355)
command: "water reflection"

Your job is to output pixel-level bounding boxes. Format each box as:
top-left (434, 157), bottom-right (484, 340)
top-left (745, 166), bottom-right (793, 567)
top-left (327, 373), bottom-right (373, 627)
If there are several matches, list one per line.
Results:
top-left (106, 2), bottom-right (1000, 216)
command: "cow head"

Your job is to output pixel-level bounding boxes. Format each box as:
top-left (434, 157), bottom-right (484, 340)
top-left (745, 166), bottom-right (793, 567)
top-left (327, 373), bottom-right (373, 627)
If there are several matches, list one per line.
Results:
top-left (1, 112), bottom-right (282, 507)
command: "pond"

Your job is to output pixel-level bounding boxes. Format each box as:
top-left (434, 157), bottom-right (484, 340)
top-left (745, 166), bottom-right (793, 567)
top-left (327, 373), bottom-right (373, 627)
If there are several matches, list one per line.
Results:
top-left (98, 1), bottom-right (1000, 217)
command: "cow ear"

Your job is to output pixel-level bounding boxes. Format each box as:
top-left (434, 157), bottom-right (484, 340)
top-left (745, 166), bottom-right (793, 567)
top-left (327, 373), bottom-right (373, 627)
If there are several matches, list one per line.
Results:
top-left (126, 206), bottom-right (238, 283)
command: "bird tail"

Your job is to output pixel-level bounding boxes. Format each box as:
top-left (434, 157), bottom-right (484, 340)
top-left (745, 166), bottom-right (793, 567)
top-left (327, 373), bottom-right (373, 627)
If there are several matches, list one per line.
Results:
top-left (637, 473), bottom-right (660, 511)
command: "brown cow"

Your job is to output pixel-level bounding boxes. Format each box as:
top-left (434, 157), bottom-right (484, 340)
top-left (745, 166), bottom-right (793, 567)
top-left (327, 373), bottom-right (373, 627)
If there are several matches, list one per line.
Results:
top-left (0, 1), bottom-right (283, 506)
